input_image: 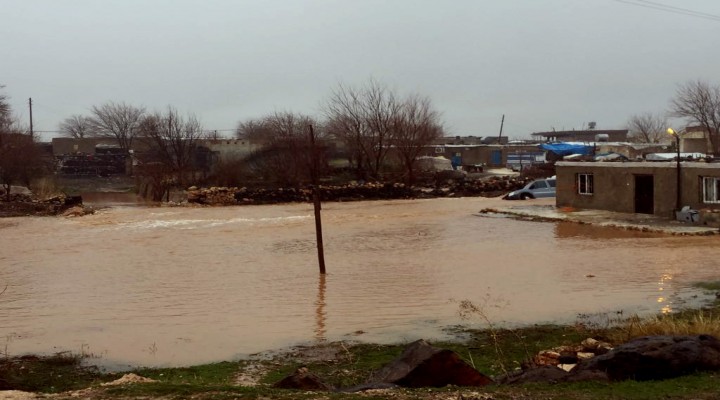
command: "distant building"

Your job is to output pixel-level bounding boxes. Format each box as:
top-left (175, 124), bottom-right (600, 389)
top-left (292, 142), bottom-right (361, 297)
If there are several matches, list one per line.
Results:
top-left (51, 137), bottom-right (121, 156)
top-left (532, 129), bottom-right (629, 143)
top-left (198, 139), bottom-right (264, 162)
top-left (681, 126), bottom-right (717, 154)
top-left (431, 136), bottom-right (486, 145)
top-left (422, 143), bottom-right (543, 169)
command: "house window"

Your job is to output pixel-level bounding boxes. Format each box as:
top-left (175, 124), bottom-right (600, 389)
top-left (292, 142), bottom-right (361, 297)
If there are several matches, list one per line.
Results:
top-left (702, 176), bottom-right (720, 204)
top-left (578, 173), bottom-right (594, 195)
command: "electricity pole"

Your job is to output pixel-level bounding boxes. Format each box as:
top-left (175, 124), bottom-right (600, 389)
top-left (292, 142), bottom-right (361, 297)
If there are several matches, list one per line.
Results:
top-left (497, 114), bottom-right (505, 140)
top-left (28, 98), bottom-right (34, 139)
top-left (308, 125), bottom-right (326, 274)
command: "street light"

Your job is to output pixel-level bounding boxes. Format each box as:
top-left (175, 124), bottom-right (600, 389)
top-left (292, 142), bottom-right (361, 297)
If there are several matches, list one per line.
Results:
top-left (667, 128), bottom-right (681, 212)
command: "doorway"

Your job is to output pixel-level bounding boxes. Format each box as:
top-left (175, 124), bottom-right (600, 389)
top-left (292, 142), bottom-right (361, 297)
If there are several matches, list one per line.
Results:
top-left (634, 175), bottom-right (654, 214)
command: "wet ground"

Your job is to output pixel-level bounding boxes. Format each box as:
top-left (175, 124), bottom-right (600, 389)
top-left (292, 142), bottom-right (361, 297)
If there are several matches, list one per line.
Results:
top-left (483, 197), bottom-right (720, 235)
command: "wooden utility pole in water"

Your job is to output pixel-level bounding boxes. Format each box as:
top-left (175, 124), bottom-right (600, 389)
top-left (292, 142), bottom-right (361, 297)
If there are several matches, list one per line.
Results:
top-left (308, 125), bottom-right (326, 274)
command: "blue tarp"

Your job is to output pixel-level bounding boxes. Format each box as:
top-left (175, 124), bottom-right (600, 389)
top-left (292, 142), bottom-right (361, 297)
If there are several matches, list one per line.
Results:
top-left (539, 143), bottom-right (594, 156)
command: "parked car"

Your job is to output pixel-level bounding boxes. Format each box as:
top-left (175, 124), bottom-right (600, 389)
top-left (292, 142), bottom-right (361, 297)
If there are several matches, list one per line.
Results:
top-left (503, 177), bottom-right (556, 200)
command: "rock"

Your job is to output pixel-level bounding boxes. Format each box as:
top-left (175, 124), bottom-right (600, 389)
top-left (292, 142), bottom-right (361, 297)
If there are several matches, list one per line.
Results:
top-left (64, 195), bottom-right (83, 207)
top-left (571, 335), bottom-right (720, 381)
top-left (273, 367), bottom-right (333, 391)
top-left (533, 350), bottom-right (561, 366)
top-left (565, 369), bottom-right (610, 382)
top-left (61, 206), bottom-right (87, 217)
top-left (499, 365), bottom-right (569, 384)
top-left (368, 339), bottom-right (493, 388)
top-left (101, 373), bottom-right (157, 386)
top-left (581, 338), bottom-right (613, 355)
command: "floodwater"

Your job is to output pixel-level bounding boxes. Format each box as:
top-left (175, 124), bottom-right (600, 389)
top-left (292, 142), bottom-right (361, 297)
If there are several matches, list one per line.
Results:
top-left (1, 197), bottom-right (719, 369)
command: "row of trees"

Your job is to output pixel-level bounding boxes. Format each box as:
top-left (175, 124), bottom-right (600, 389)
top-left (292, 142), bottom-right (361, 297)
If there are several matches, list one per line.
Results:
top-left (53, 80), bottom-right (443, 191)
top-left (628, 80), bottom-right (720, 155)
top-left (235, 80), bottom-right (444, 185)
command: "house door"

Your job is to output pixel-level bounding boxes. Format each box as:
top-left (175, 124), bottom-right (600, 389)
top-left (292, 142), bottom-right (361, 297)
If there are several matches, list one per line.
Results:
top-left (451, 152), bottom-right (462, 170)
top-left (634, 175), bottom-right (654, 214)
top-left (491, 150), bottom-right (502, 166)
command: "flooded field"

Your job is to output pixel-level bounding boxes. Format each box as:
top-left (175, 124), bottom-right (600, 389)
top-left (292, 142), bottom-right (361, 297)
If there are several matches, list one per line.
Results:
top-left (1, 197), bottom-right (719, 369)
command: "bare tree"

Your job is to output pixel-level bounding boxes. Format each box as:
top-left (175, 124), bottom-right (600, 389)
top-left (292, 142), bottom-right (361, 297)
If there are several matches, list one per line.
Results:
top-left (89, 102), bottom-right (145, 152)
top-left (0, 130), bottom-right (44, 200)
top-left (59, 114), bottom-right (96, 139)
top-left (0, 85), bottom-right (12, 131)
top-left (670, 80), bottom-right (720, 154)
top-left (0, 88), bottom-right (43, 199)
top-left (236, 118), bottom-right (274, 141)
top-left (241, 111), bottom-right (321, 187)
top-left (324, 86), bottom-right (369, 179)
top-left (627, 112), bottom-right (667, 143)
top-left (138, 107), bottom-right (204, 189)
top-left (393, 95), bottom-right (444, 184)
top-left (324, 79), bottom-right (401, 180)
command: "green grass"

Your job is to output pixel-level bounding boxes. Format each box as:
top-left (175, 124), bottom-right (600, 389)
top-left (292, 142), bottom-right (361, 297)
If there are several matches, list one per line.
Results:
top-left (131, 361), bottom-right (239, 385)
top-left (693, 280), bottom-right (720, 292)
top-left (259, 343), bottom-right (406, 388)
top-left (0, 352), bottom-right (108, 393)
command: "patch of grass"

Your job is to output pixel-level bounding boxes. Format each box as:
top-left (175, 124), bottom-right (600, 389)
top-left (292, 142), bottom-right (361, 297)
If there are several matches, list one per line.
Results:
top-left (260, 342), bottom-right (405, 388)
top-left (0, 352), bottom-right (108, 393)
top-left (101, 372), bottom-right (720, 400)
top-left (439, 324), bottom-right (589, 376)
top-left (693, 280), bottom-right (720, 292)
top-left (608, 310), bottom-right (720, 343)
top-left (131, 361), bottom-right (239, 386)
top-left (504, 372), bottom-right (720, 400)
top-left (102, 382), bottom-right (247, 398)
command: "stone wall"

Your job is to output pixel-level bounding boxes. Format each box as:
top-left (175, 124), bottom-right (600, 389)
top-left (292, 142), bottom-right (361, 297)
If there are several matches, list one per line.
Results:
top-left (186, 176), bottom-right (533, 206)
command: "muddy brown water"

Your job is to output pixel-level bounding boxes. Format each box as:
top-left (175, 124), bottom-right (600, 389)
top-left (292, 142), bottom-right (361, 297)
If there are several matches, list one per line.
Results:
top-left (1, 197), bottom-right (719, 369)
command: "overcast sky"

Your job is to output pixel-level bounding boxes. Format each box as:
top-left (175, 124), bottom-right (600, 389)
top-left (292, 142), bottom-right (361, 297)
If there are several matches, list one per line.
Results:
top-left (3, 0), bottom-right (719, 141)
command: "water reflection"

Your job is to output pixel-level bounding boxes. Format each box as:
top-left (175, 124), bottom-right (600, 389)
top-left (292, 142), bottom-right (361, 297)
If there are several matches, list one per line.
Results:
top-left (315, 274), bottom-right (327, 341)
top-left (658, 273), bottom-right (673, 314)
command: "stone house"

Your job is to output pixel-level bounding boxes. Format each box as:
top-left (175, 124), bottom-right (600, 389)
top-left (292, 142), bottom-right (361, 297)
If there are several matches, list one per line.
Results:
top-left (555, 161), bottom-right (720, 226)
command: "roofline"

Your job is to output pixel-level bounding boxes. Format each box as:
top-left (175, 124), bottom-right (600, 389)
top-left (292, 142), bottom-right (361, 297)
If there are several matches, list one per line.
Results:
top-left (531, 129), bottom-right (629, 136)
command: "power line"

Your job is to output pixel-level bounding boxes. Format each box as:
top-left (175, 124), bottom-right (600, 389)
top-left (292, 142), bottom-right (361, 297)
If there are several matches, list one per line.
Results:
top-left (635, 0), bottom-right (720, 18)
top-left (612, 0), bottom-right (720, 22)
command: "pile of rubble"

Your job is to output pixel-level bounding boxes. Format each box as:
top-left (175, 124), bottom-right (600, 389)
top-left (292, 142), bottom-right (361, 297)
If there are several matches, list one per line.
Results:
top-left (186, 176), bottom-right (533, 206)
top-left (502, 334), bottom-right (720, 384)
top-left (530, 337), bottom-right (614, 371)
top-left (0, 193), bottom-right (93, 218)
